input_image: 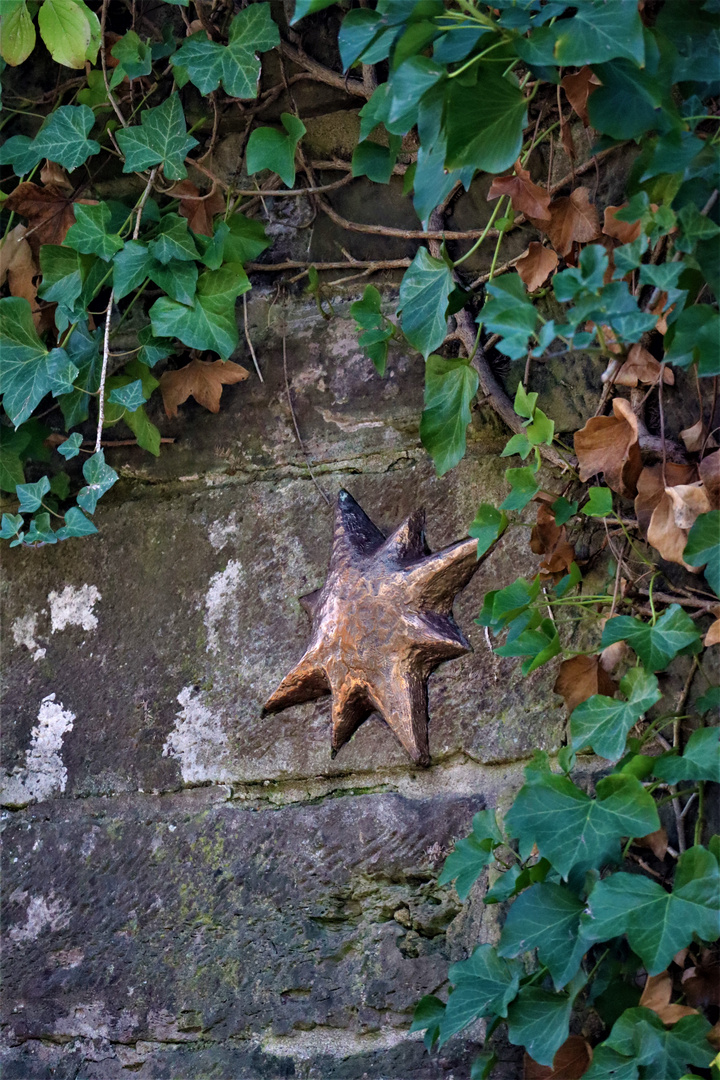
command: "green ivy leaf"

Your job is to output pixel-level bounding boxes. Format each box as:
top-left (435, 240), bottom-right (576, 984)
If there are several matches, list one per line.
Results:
top-left (59, 321), bottom-right (102, 428)
top-left (0, 1), bottom-right (36, 67)
top-left (498, 882), bottom-right (586, 989)
top-left (171, 4), bottom-right (278, 99)
top-left (653, 727), bottom-right (720, 784)
top-left (0, 426), bottom-right (28, 492)
top-left (149, 266), bottom-right (249, 359)
top-left (137, 325), bottom-right (173, 368)
top-left (148, 213), bottom-right (200, 264)
top-left (116, 93), bottom-right (198, 182)
top-left (16, 474), bottom-right (50, 512)
top-left (246, 112), bottom-right (306, 188)
top-left (110, 30), bottom-right (152, 81)
top-left (0, 297), bottom-right (77, 427)
top-left (588, 60), bottom-right (671, 142)
top-left (57, 432), bottom-right (83, 459)
top-left (605, 1009), bottom-right (713, 1080)
top-left (478, 275), bottom-right (538, 360)
top-left (571, 667), bottom-right (662, 761)
top-left (439, 945), bottom-right (522, 1045)
top-left (582, 487), bottom-right (613, 517)
top-left (38, 245), bottom-right (97, 316)
top-left (505, 769), bottom-right (659, 880)
top-left (291, 0), bottom-right (337, 23)
top-left (500, 463), bottom-right (540, 511)
top-left (55, 505), bottom-right (98, 540)
top-left (419, 355), bottom-right (478, 477)
top-left (351, 138), bottom-right (401, 184)
top-left (0, 512), bottom-right (24, 540)
top-left (220, 213), bottom-right (270, 264)
top-left (108, 379), bottom-right (145, 412)
top-left (399, 248), bottom-right (454, 359)
top-left (581, 846), bottom-right (720, 974)
top-left (582, 1044), bottom-right (640, 1080)
top-left (553, 0), bottom-right (644, 66)
top-left (445, 69), bottom-right (527, 175)
top-left (77, 450), bottom-right (118, 514)
top-left (112, 240), bottom-right (152, 299)
top-left (438, 810), bottom-right (502, 901)
top-left (469, 503), bottom-right (507, 558)
top-left (506, 982), bottom-right (577, 1068)
top-left (0, 104), bottom-right (100, 175)
top-left (684, 511), bottom-right (720, 597)
top-left (65, 203), bottom-right (124, 261)
top-left (552, 496), bottom-right (578, 526)
top-left (24, 510), bottom-right (56, 545)
top-left (409, 995), bottom-right (445, 1051)
top-left (600, 604), bottom-right (702, 671)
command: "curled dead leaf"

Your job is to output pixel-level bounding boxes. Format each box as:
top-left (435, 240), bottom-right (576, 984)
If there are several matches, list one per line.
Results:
top-left (647, 483), bottom-right (709, 570)
top-left (540, 187), bottom-right (601, 257)
top-left (524, 1035), bottom-right (592, 1079)
top-left (634, 463), bottom-right (697, 536)
top-left (615, 344), bottom-right (674, 388)
top-left (168, 180), bottom-right (226, 238)
top-left (639, 972), bottom-right (698, 1024)
top-left (160, 359), bottom-right (250, 418)
top-left (574, 396), bottom-right (642, 498)
top-left (699, 449), bottom-right (720, 508)
top-left (561, 67), bottom-right (600, 126)
top-left (705, 619), bottom-right (720, 646)
top-left (0, 223), bottom-right (39, 312)
top-left (665, 482), bottom-right (711, 531)
top-left (540, 541), bottom-right (575, 582)
top-left (554, 654), bottom-right (618, 713)
top-left (680, 419), bottom-right (717, 453)
top-left (600, 639), bottom-right (629, 673)
top-left (488, 160), bottom-right (551, 221)
top-left (531, 500), bottom-right (565, 555)
top-left (682, 960), bottom-right (720, 1011)
top-left (39, 161), bottom-right (74, 192)
top-left (636, 826), bottom-right (668, 860)
top-left (603, 204), bottom-right (642, 245)
top-left (516, 242), bottom-right (559, 292)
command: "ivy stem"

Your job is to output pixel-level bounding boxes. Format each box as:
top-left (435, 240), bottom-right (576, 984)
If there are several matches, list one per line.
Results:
top-left (694, 782), bottom-right (705, 845)
top-left (447, 38), bottom-right (509, 78)
top-left (453, 197), bottom-right (506, 267)
top-left (95, 289), bottom-right (115, 455)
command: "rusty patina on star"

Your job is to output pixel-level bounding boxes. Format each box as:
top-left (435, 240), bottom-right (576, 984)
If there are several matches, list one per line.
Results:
top-left (263, 490), bottom-right (490, 766)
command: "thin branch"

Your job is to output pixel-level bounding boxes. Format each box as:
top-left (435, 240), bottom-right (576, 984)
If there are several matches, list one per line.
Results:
top-left (133, 167), bottom-right (157, 239)
top-left (314, 193), bottom-right (500, 242)
top-left (95, 289), bottom-right (115, 455)
top-left (243, 293), bottom-right (263, 383)
top-left (280, 42), bottom-right (370, 100)
top-left (282, 322), bottom-right (331, 506)
top-left (100, 0), bottom-right (128, 128)
top-left (244, 257), bottom-right (411, 274)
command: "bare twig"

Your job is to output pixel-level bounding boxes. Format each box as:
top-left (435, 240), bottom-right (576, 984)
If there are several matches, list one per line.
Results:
top-left (280, 42), bottom-right (370, 100)
top-left (282, 323), bottom-right (331, 506)
top-left (133, 168), bottom-right (157, 239)
top-left (314, 193), bottom-right (500, 242)
top-left (95, 289), bottom-right (115, 455)
top-left (100, 0), bottom-right (128, 128)
top-left (82, 438), bottom-right (175, 447)
top-left (245, 257), bottom-right (411, 275)
top-left (243, 293), bottom-right (263, 383)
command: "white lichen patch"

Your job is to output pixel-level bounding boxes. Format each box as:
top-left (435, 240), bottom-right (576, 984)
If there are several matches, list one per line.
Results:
top-left (9, 893), bottom-right (70, 942)
top-left (12, 612), bottom-right (46, 661)
top-left (204, 559), bottom-right (242, 654)
top-left (162, 686), bottom-right (229, 784)
top-left (208, 512), bottom-right (240, 551)
top-left (48, 584), bottom-right (101, 633)
top-left (0, 694), bottom-right (75, 808)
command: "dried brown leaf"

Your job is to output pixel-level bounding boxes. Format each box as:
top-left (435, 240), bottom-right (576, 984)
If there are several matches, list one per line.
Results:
top-left (647, 484), bottom-right (708, 570)
top-left (705, 618), bottom-right (720, 646)
top-left (680, 419), bottom-right (717, 453)
top-left (160, 359), bottom-right (250, 418)
top-left (168, 180), bottom-right (226, 238)
top-left (639, 972), bottom-right (698, 1024)
top-left (707, 1019), bottom-right (720, 1050)
top-left (4, 182), bottom-right (96, 257)
top-left (524, 1036), bottom-right (592, 1079)
top-left (488, 160), bottom-right (551, 221)
top-left (530, 500), bottom-right (565, 554)
top-left (636, 826), bottom-right (668, 860)
top-left (39, 161), bottom-right (73, 192)
top-left (574, 396), bottom-right (642, 498)
top-left (603, 204), bottom-right (642, 244)
top-left (683, 960), bottom-right (720, 1011)
top-left (0, 223), bottom-right (39, 311)
top-left (600, 639), bottom-right (628, 672)
top-left (516, 242), bottom-right (559, 291)
top-left (634, 463), bottom-right (698, 536)
top-left (666, 482), bottom-right (711, 531)
top-left (554, 654), bottom-right (618, 713)
top-left (561, 67), bottom-right (600, 126)
top-left (615, 344), bottom-right (674, 388)
top-left (560, 119), bottom-right (576, 161)
top-left (699, 449), bottom-right (720, 508)
top-left (540, 541), bottom-right (576, 581)
top-left (542, 188), bottom-right (601, 257)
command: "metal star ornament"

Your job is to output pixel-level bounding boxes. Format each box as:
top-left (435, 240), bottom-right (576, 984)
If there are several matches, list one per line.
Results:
top-left (263, 490), bottom-right (491, 766)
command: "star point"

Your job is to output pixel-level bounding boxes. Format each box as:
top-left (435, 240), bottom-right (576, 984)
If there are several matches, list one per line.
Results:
top-left (263, 491), bottom-right (493, 765)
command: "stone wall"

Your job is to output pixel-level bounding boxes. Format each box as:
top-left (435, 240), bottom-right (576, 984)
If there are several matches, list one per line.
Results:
top-left (0, 287), bottom-right (569, 1079)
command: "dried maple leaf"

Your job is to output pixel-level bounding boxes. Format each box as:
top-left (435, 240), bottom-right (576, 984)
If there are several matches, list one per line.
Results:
top-left (160, 358), bottom-right (250, 418)
top-left (4, 182), bottom-right (96, 257)
top-left (516, 242), bottom-right (558, 291)
top-left (603, 204), bottom-right (642, 244)
top-left (168, 180), bottom-right (226, 238)
top-left (554, 654), bottom-right (617, 713)
top-left (0, 223), bottom-right (39, 311)
top-left (680, 419), bottom-right (717, 453)
top-left (636, 826), bottom-right (669, 860)
top-left (541, 188), bottom-right (601, 257)
top-left (574, 396), bottom-right (642, 498)
top-left (634, 463), bottom-right (697, 535)
top-left (524, 1036), bottom-right (592, 1079)
top-left (615, 344), bottom-right (674, 387)
top-left (639, 972), bottom-right (698, 1025)
top-left (699, 449), bottom-right (720, 507)
top-left (530, 500), bottom-right (565, 554)
top-left (561, 67), bottom-right (600, 126)
top-left (488, 159), bottom-right (551, 221)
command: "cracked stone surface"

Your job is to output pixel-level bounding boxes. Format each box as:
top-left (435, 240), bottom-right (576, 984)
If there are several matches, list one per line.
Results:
top-left (1, 297), bottom-right (564, 1079)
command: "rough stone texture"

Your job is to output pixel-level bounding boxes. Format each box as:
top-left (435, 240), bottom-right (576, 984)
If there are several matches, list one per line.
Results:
top-left (1, 298), bottom-right (554, 1077)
